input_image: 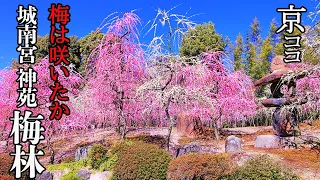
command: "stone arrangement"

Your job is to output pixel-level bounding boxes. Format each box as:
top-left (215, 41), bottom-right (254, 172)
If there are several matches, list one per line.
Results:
top-left (254, 56), bottom-right (306, 137)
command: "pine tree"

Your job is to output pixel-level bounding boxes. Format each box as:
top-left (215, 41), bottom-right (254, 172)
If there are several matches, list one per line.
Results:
top-left (244, 17), bottom-right (263, 80)
top-left (233, 33), bottom-right (244, 71)
top-left (224, 36), bottom-right (234, 58)
top-left (250, 17), bottom-right (262, 52)
top-left (259, 36), bottom-right (272, 77)
top-left (180, 22), bottom-right (225, 57)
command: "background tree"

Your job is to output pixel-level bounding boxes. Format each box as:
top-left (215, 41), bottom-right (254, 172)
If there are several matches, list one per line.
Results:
top-left (180, 22), bottom-right (225, 57)
top-left (78, 30), bottom-right (104, 75)
top-left (233, 33), bottom-right (244, 71)
top-left (0, 58), bottom-right (85, 164)
top-left (85, 12), bottom-right (145, 140)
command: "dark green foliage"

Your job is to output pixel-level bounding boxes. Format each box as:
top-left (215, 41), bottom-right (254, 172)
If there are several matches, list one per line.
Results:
top-left (230, 155), bottom-right (300, 180)
top-left (78, 30), bottom-right (104, 75)
top-left (167, 153), bottom-right (233, 180)
top-left (113, 142), bottom-right (172, 180)
top-left (180, 22), bottom-right (225, 57)
top-left (88, 144), bottom-right (108, 169)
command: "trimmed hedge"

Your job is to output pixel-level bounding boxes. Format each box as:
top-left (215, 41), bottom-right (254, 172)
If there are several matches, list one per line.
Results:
top-left (60, 171), bottom-right (83, 180)
top-left (167, 153), bottom-right (233, 180)
top-left (113, 142), bottom-right (172, 180)
top-left (0, 153), bottom-right (13, 176)
top-left (88, 144), bottom-right (108, 169)
top-left (230, 154), bottom-right (300, 180)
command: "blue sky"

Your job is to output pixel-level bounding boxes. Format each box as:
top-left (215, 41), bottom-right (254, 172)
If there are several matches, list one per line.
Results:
top-left (0, 0), bottom-right (317, 70)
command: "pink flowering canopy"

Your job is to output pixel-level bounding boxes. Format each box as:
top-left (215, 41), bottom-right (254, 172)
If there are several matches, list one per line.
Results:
top-left (84, 12), bottom-right (146, 127)
top-left (0, 58), bottom-right (87, 142)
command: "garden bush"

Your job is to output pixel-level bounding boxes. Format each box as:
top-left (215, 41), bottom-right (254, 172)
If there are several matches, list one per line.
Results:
top-left (60, 171), bottom-right (83, 180)
top-left (0, 175), bottom-right (14, 180)
top-left (88, 144), bottom-right (108, 169)
top-left (108, 140), bottom-right (133, 156)
top-left (98, 153), bottom-right (118, 171)
top-left (230, 154), bottom-right (300, 180)
top-left (167, 153), bottom-right (233, 180)
top-left (0, 153), bottom-right (13, 176)
top-left (46, 159), bottom-right (88, 171)
top-left (113, 142), bottom-right (172, 180)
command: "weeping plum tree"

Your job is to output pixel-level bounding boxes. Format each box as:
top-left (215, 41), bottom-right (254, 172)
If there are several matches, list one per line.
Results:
top-left (0, 59), bottom-right (87, 164)
top-left (138, 6), bottom-right (256, 150)
top-left (280, 63), bottom-right (320, 120)
top-left (138, 51), bottom-right (257, 149)
top-left (85, 12), bottom-right (145, 140)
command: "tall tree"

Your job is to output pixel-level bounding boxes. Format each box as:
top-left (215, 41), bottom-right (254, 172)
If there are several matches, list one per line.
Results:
top-left (224, 36), bottom-right (234, 58)
top-left (180, 22), bottom-right (225, 57)
top-left (258, 36), bottom-right (272, 78)
top-left (250, 17), bottom-right (262, 50)
top-left (269, 19), bottom-right (279, 54)
top-left (78, 30), bottom-right (104, 75)
top-left (244, 17), bottom-right (263, 80)
top-left (233, 33), bottom-right (244, 71)
top-left (86, 12), bottom-right (145, 140)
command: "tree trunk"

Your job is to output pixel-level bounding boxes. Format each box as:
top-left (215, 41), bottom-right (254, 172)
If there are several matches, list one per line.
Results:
top-left (212, 120), bottom-right (220, 141)
top-left (120, 116), bottom-right (126, 140)
top-left (47, 137), bottom-right (54, 164)
top-left (165, 99), bottom-right (172, 151)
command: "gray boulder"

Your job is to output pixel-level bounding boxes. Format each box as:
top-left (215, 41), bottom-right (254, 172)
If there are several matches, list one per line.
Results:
top-left (174, 142), bottom-right (201, 158)
top-left (36, 171), bottom-right (53, 180)
top-left (75, 145), bottom-right (92, 161)
top-left (225, 135), bottom-right (242, 153)
top-left (254, 135), bottom-right (280, 148)
top-left (78, 170), bottom-right (92, 180)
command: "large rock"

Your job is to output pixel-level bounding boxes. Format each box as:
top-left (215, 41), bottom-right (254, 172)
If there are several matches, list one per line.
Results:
top-left (75, 145), bottom-right (92, 161)
top-left (225, 135), bottom-right (242, 153)
top-left (78, 170), bottom-right (92, 180)
top-left (254, 135), bottom-right (280, 148)
top-left (174, 142), bottom-right (201, 158)
top-left (36, 171), bottom-right (53, 180)
top-left (89, 171), bottom-right (112, 180)
top-left (176, 114), bottom-right (203, 138)
top-left (51, 170), bottom-right (69, 180)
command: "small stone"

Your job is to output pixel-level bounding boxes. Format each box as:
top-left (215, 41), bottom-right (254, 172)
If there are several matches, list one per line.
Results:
top-left (225, 135), bottom-right (242, 153)
top-left (51, 170), bottom-right (69, 180)
top-left (254, 135), bottom-right (280, 148)
top-left (89, 171), bottom-right (112, 180)
top-left (77, 170), bottom-right (92, 180)
top-left (36, 171), bottom-right (53, 180)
